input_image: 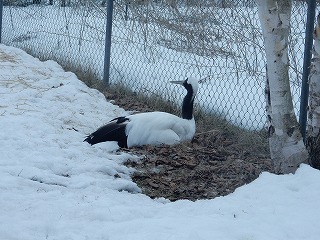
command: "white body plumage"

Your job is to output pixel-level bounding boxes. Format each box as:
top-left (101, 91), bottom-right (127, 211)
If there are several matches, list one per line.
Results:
top-left (125, 112), bottom-right (195, 147)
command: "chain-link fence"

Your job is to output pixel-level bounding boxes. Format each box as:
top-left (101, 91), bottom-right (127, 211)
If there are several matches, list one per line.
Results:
top-left (1, 0), bottom-right (318, 131)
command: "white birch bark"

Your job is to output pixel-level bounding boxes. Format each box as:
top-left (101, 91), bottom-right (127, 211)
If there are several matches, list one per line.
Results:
top-left (307, 14), bottom-right (320, 169)
top-left (257, 0), bottom-right (308, 173)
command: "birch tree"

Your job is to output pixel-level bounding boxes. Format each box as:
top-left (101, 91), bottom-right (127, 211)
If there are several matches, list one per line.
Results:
top-left (256, 0), bottom-right (308, 173)
top-left (307, 14), bottom-right (320, 169)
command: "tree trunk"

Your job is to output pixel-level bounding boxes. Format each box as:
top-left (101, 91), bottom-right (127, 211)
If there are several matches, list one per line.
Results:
top-left (307, 13), bottom-right (320, 169)
top-left (257, 0), bottom-right (308, 173)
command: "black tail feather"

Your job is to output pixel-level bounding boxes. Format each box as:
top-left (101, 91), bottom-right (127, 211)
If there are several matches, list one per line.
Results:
top-left (83, 135), bottom-right (96, 145)
top-left (84, 117), bottom-right (129, 148)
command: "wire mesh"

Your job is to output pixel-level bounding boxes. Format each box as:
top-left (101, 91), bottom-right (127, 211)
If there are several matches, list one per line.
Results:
top-left (1, 0), bottom-right (318, 131)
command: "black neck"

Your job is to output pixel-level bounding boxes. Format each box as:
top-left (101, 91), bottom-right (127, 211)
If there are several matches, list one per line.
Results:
top-left (182, 90), bottom-right (194, 120)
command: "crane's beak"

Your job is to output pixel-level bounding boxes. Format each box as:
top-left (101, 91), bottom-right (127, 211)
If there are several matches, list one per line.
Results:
top-left (170, 80), bottom-right (184, 85)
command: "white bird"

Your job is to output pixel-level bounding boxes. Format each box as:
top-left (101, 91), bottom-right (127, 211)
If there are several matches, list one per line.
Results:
top-left (84, 77), bottom-right (199, 148)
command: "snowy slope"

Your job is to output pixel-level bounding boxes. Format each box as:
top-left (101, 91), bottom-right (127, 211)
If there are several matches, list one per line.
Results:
top-left (0, 44), bottom-right (320, 240)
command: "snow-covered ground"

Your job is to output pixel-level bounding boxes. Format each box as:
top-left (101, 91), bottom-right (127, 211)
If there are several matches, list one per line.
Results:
top-left (1, 44), bottom-right (320, 240)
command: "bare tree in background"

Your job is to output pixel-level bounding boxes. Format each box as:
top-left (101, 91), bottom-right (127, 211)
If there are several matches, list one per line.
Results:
top-left (307, 13), bottom-right (320, 169)
top-left (256, 0), bottom-right (308, 173)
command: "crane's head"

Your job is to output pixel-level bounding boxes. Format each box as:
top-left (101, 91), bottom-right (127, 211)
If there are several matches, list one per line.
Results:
top-left (170, 77), bottom-right (199, 99)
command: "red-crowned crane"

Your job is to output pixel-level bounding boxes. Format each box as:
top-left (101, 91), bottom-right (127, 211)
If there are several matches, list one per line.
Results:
top-left (84, 77), bottom-right (198, 148)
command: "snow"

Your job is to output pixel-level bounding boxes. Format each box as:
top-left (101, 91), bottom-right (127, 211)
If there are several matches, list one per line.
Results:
top-left (1, 44), bottom-right (320, 240)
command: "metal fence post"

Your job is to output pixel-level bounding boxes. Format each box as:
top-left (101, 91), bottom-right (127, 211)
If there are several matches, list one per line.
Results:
top-left (299, 0), bottom-right (316, 141)
top-left (125, 3), bottom-right (128, 21)
top-left (0, 0), bottom-right (3, 43)
top-left (103, 0), bottom-right (114, 85)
